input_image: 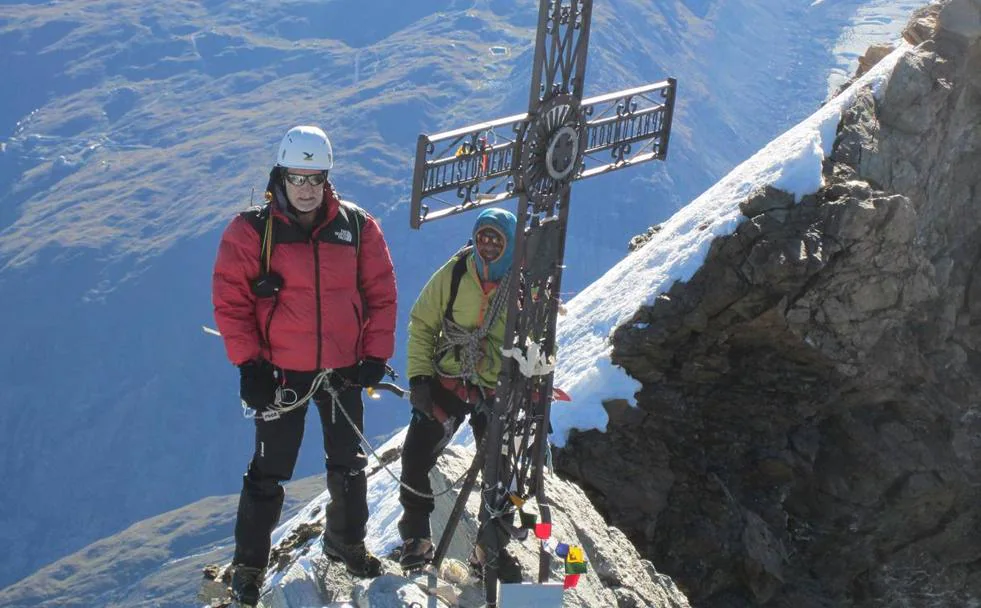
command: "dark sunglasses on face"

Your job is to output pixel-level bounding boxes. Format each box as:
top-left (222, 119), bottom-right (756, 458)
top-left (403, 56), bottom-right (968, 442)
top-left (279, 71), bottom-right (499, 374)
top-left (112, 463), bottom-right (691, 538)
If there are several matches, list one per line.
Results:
top-left (476, 230), bottom-right (504, 246)
top-left (284, 172), bottom-right (327, 187)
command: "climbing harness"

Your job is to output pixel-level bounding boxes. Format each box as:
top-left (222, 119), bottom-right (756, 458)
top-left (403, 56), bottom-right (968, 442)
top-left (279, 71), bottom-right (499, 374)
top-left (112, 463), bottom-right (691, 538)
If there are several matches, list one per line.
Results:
top-left (240, 368), bottom-right (335, 422)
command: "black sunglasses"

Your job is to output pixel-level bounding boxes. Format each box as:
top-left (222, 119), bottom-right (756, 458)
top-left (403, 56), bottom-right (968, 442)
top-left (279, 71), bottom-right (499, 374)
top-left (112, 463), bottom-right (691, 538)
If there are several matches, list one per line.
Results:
top-left (283, 172), bottom-right (327, 187)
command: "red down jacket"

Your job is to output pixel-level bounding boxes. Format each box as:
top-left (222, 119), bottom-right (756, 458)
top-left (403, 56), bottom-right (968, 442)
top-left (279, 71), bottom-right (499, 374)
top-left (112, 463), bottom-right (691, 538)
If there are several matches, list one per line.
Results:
top-left (212, 184), bottom-right (397, 371)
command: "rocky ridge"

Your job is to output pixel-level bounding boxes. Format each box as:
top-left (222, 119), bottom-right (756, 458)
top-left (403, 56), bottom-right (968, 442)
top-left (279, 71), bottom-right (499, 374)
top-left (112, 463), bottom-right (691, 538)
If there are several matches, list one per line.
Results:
top-left (199, 441), bottom-right (691, 608)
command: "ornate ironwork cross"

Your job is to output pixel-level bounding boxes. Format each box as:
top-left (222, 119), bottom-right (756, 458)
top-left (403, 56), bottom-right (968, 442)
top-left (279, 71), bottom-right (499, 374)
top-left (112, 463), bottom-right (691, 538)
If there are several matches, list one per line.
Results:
top-left (409, 1), bottom-right (675, 604)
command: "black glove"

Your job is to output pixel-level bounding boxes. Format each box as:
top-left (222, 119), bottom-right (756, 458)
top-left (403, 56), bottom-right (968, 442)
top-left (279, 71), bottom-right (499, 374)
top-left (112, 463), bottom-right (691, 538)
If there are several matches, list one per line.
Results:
top-left (239, 359), bottom-right (278, 412)
top-left (357, 357), bottom-right (388, 388)
top-left (409, 376), bottom-right (434, 419)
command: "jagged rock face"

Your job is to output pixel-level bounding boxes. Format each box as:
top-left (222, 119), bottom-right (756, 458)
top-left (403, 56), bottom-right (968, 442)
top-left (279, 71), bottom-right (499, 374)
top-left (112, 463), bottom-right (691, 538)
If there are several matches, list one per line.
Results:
top-left (555, 1), bottom-right (981, 606)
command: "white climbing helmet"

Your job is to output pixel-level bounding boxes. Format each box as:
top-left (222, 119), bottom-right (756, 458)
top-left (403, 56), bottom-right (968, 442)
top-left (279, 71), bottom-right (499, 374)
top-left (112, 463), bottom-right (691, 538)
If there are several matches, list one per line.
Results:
top-left (275, 125), bottom-right (334, 171)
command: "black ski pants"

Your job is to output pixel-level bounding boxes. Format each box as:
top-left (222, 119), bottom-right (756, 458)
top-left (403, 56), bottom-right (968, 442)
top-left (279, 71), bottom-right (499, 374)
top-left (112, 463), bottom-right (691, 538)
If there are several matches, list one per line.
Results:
top-left (398, 378), bottom-right (488, 541)
top-left (233, 370), bottom-right (369, 569)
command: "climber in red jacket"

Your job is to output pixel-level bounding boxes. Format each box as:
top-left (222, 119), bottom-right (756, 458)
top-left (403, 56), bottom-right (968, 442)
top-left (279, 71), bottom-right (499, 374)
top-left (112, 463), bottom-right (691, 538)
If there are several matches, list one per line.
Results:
top-left (212, 125), bottom-right (397, 606)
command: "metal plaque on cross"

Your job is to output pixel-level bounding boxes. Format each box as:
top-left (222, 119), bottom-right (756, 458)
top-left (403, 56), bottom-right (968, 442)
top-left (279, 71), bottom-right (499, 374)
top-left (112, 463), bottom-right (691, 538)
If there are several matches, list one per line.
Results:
top-left (408, 1), bottom-right (676, 605)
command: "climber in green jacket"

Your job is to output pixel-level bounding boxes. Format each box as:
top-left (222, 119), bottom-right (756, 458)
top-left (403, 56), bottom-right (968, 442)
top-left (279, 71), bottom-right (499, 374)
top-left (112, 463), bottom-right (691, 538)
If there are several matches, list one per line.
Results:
top-left (396, 207), bottom-right (517, 571)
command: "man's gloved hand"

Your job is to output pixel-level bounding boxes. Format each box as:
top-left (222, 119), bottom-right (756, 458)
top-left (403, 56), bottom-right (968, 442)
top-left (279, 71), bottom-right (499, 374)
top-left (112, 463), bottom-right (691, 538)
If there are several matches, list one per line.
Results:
top-left (239, 359), bottom-right (278, 412)
top-left (357, 357), bottom-right (388, 388)
top-left (409, 376), bottom-right (434, 419)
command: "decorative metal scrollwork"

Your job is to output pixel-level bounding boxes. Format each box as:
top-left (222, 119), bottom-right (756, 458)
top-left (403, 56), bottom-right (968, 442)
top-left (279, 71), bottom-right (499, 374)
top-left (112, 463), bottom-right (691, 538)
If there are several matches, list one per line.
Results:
top-left (409, 80), bottom-right (675, 227)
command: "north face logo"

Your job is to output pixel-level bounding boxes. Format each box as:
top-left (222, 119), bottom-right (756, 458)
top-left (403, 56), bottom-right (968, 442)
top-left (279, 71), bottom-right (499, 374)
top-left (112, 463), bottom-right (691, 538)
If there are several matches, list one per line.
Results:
top-left (334, 229), bottom-right (353, 243)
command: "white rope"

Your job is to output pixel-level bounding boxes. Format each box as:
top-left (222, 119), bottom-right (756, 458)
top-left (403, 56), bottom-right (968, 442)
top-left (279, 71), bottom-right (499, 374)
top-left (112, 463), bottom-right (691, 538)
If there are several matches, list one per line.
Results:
top-left (242, 373), bottom-right (474, 500)
top-left (325, 385), bottom-right (477, 500)
top-left (240, 369), bottom-right (335, 421)
top-left (434, 269), bottom-right (512, 384)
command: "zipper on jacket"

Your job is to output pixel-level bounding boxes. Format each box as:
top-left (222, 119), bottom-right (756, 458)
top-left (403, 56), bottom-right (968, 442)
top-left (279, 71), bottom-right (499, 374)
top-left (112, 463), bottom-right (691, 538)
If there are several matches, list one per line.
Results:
top-left (352, 301), bottom-right (363, 360)
top-left (313, 239), bottom-right (323, 369)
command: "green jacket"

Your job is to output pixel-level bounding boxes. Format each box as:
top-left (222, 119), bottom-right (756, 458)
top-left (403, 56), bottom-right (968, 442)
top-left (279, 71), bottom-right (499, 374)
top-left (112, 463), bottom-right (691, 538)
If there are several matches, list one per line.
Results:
top-left (407, 253), bottom-right (509, 388)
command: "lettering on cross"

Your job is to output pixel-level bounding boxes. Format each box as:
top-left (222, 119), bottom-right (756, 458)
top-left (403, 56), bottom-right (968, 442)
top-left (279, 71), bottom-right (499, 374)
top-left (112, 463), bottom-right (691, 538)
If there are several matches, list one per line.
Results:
top-left (408, 2), bottom-right (676, 606)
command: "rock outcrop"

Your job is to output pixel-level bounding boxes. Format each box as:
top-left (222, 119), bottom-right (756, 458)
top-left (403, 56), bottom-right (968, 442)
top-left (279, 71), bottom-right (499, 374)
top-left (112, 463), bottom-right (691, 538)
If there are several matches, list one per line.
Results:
top-left (556, 1), bottom-right (981, 606)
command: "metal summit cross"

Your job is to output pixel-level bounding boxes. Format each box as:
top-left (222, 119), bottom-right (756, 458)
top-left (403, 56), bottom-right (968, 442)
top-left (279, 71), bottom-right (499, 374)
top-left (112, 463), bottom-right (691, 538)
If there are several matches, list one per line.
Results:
top-left (408, 1), bottom-right (676, 605)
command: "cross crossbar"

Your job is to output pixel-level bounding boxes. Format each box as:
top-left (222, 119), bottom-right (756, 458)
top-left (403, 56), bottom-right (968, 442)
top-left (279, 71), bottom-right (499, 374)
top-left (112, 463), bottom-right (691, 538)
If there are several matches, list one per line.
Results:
top-left (410, 80), bottom-right (676, 227)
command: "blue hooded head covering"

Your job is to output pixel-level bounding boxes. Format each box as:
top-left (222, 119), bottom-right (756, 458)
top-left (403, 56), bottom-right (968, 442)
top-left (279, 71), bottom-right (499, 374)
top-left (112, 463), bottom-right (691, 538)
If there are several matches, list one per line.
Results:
top-left (472, 207), bottom-right (517, 282)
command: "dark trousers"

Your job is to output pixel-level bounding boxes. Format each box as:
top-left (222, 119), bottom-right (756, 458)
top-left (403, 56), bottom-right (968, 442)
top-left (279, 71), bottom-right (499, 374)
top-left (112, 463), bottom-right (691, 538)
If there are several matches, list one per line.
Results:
top-left (397, 379), bottom-right (488, 540)
top-left (233, 371), bottom-right (368, 569)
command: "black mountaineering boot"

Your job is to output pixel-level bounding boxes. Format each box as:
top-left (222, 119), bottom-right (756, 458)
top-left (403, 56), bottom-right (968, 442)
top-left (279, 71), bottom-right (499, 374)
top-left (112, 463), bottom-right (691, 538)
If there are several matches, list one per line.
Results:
top-left (398, 537), bottom-right (435, 570)
top-left (468, 544), bottom-right (523, 583)
top-left (230, 565), bottom-right (265, 607)
top-left (323, 533), bottom-right (382, 578)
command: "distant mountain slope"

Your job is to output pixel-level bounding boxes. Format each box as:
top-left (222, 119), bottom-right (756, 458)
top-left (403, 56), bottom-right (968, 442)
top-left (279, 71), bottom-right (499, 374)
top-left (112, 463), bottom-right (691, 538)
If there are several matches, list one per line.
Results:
top-left (0, 475), bottom-right (322, 608)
